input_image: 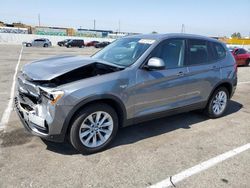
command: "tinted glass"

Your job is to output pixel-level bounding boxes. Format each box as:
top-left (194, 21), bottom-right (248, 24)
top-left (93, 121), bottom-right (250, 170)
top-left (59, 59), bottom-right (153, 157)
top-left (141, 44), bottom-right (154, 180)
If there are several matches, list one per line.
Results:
top-left (186, 39), bottom-right (211, 65)
top-left (152, 39), bottom-right (185, 69)
top-left (212, 42), bottom-right (226, 60)
top-left (237, 49), bottom-right (247, 55)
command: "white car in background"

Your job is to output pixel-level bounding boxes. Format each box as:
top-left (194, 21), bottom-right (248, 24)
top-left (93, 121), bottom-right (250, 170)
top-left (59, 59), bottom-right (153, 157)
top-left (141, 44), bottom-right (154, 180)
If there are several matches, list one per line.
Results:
top-left (23, 38), bottom-right (52, 47)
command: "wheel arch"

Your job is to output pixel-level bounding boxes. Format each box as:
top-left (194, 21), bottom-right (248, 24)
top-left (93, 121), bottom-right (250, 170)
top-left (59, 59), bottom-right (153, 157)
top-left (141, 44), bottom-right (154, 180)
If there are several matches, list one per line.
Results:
top-left (209, 81), bottom-right (233, 101)
top-left (61, 94), bottom-right (127, 140)
top-left (246, 58), bottom-right (250, 65)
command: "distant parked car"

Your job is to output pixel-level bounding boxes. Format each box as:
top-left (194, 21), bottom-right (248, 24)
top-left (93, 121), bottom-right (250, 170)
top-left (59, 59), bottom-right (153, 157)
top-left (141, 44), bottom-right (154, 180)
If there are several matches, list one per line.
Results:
top-left (231, 48), bottom-right (250, 66)
top-left (24, 38), bottom-right (52, 47)
top-left (95, 41), bottom-right (111, 48)
top-left (57, 39), bottom-right (71, 47)
top-left (86, 41), bottom-right (100, 47)
top-left (65, 39), bottom-right (85, 48)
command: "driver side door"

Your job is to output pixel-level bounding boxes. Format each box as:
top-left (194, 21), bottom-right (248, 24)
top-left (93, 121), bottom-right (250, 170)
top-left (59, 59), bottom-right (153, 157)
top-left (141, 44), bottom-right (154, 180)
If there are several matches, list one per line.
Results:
top-left (133, 38), bottom-right (189, 118)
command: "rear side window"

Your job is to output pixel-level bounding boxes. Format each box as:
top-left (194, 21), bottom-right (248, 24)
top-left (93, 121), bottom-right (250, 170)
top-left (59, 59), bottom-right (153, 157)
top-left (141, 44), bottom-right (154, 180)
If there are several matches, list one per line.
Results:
top-left (236, 48), bottom-right (247, 55)
top-left (186, 39), bottom-right (213, 65)
top-left (212, 42), bottom-right (226, 60)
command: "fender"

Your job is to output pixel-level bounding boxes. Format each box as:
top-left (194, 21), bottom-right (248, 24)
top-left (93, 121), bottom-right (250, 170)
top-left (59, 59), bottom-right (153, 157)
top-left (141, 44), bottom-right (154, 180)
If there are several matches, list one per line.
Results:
top-left (207, 80), bottom-right (234, 101)
top-left (60, 94), bottom-right (127, 140)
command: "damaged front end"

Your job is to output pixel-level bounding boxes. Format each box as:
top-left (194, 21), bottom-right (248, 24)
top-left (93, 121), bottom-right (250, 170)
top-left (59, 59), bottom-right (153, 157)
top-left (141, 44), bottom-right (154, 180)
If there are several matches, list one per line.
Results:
top-left (15, 73), bottom-right (64, 135)
top-left (15, 57), bottom-right (123, 139)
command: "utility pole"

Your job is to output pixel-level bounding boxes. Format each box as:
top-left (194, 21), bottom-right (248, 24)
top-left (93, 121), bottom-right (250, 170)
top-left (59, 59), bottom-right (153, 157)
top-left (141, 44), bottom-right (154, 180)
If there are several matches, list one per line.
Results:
top-left (181, 24), bottom-right (185, 33)
top-left (118, 20), bottom-right (121, 33)
top-left (93, 19), bottom-right (96, 30)
top-left (38, 14), bottom-right (41, 26)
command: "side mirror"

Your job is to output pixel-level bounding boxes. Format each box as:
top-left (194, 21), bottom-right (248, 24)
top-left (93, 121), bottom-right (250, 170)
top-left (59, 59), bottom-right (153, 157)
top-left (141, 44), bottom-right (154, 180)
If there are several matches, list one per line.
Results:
top-left (145, 57), bottom-right (165, 70)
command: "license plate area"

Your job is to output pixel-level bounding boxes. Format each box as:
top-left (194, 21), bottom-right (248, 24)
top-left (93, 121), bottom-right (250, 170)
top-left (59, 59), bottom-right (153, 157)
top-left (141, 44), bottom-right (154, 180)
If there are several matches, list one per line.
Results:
top-left (23, 111), bottom-right (46, 129)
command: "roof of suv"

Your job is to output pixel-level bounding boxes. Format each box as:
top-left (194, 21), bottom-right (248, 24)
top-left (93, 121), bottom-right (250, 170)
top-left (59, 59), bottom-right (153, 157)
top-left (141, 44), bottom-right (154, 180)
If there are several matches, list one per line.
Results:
top-left (127, 33), bottom-right (221, 43)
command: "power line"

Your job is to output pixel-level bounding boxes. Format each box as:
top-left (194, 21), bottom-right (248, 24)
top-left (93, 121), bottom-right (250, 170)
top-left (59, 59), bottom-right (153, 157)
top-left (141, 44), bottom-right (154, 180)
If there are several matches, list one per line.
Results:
top-left (118, 20), bottom-right (121, 33)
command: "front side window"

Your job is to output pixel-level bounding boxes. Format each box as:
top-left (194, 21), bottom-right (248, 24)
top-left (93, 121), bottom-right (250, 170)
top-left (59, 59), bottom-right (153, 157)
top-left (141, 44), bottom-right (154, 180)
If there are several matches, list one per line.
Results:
top-left (150, 39), bottom-right (185, 69)
top-left (92, 38), bottom-right (153, 67)
top-left (186, 39), bottom-right (212, 65)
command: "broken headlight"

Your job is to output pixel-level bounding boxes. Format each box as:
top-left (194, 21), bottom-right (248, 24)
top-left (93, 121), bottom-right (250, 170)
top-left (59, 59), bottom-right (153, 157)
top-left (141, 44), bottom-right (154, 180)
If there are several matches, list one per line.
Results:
top-left (39, 88), bottom-right (64, 105)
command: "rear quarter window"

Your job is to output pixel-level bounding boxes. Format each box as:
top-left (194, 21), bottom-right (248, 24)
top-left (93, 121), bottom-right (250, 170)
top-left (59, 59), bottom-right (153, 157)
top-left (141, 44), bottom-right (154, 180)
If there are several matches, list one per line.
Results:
top-left (186, 39), bottom-right (213, 66)
top-left (212, 42), bottom-right (226, 60)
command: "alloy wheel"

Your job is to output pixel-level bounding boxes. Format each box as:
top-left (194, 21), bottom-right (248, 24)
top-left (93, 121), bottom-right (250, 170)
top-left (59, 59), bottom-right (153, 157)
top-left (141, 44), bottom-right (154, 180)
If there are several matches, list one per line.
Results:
top-left (212, 91), bottom-right (227, 115)
top-left (78, 111), bottom-right (113, 148)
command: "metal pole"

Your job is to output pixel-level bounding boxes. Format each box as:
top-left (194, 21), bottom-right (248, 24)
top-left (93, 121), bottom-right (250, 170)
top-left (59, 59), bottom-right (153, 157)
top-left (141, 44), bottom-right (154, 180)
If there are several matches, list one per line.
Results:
top-left (181, 24), bottom-right (185, 33)
top-left (38, 14), bottom-right (40, 26)
top-left (118, 20), bottom-right (120, 33)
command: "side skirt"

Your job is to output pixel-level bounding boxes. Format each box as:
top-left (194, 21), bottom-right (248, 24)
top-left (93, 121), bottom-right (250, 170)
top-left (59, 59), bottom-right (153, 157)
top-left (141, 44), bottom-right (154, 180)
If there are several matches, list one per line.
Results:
top-left (123, 101), bottom-right (207, 127)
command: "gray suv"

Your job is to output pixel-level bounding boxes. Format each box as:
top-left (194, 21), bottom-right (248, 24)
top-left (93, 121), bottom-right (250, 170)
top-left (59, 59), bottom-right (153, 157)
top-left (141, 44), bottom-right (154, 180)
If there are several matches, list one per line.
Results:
top-left (15, 34), bottom-right (237, 154)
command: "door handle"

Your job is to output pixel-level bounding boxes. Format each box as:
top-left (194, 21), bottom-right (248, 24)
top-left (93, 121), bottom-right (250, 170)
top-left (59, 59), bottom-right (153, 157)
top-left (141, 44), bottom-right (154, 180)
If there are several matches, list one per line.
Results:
top-left (177, 71), bottom-right (184, 76)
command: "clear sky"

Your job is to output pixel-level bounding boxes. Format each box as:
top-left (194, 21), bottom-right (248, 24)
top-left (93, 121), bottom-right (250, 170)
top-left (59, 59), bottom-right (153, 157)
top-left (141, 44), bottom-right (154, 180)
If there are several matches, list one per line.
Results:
top-left (1, 0), bottom-right (250, 37)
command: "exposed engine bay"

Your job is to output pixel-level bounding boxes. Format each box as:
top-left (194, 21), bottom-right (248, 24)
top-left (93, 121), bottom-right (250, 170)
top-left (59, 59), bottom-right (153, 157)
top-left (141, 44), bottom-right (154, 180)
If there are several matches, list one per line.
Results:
top-left (36, 62), bottom-right (123, 87)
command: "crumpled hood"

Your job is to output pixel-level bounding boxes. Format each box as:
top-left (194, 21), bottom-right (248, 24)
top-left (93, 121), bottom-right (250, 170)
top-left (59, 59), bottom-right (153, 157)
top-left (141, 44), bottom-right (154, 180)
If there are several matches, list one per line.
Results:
top-left (22, 55), bottom-right (119, 81)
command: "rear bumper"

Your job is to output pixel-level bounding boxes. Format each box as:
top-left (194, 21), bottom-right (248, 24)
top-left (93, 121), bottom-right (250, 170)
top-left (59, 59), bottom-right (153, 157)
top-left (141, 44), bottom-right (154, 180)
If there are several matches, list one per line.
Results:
top-left (14, 96), bottom-right (65, 142)
top-left (231, 75), bottom-right (237, 98)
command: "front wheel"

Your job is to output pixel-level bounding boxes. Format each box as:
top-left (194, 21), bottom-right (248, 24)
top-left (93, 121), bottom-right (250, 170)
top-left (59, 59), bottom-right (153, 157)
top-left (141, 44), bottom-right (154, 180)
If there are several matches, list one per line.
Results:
top-left (70, 103), bottom-right (118, 154)
top-left (205, 87), bottom-right (229, 118)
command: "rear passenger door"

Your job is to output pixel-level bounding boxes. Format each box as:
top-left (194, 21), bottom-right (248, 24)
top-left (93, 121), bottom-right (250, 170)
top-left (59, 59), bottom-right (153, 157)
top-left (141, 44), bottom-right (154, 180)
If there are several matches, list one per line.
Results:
top-left (72, 40), bottom-right (77, 47)
top-left (33, 39), bottom-right (40, 46)
top-left (184, 39), bottom-right (222, 105)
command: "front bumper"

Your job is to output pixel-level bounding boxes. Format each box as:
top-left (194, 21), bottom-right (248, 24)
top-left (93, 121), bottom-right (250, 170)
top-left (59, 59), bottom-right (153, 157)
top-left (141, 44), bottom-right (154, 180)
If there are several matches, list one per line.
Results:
top-left (14, 96), bottom-right (65, 142)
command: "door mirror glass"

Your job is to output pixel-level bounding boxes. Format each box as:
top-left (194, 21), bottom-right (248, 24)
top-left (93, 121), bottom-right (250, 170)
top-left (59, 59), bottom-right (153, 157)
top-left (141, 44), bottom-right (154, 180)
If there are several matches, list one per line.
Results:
top-left (145, 57), bottom-right (165, 70)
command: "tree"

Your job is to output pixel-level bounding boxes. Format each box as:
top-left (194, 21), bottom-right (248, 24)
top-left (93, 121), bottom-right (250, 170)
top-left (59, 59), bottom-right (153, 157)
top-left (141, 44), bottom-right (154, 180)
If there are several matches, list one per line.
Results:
top-left (231, 32), bottom-right (242, 38)
top-left (151, 31), bottom-right (158, 34)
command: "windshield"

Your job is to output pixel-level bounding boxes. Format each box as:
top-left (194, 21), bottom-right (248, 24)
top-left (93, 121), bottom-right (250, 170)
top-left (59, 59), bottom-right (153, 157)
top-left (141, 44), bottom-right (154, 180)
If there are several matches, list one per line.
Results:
top-left (92, 38), bottom-right (154, 67)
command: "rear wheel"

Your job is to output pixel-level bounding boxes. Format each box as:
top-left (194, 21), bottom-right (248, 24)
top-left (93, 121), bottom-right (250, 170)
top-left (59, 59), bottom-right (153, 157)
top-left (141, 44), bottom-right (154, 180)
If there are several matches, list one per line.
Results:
top-left (245, 59), bottom-right (250, 66)
top-left (70, 103), bottom-right (118, 154)
top-left (205, 87), bottom-right (229, 118)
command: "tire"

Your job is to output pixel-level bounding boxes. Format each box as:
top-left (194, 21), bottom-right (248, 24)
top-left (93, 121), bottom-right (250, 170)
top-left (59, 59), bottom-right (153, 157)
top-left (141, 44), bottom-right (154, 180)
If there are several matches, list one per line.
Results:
top-left (70, 103), bottom-right (119, 154)
top-left (205, 87), bottom-right (229, 118)
top-left (245, 59), bottom-right (250, 66)
top-left (44, 43), bottom-right (48, 47)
